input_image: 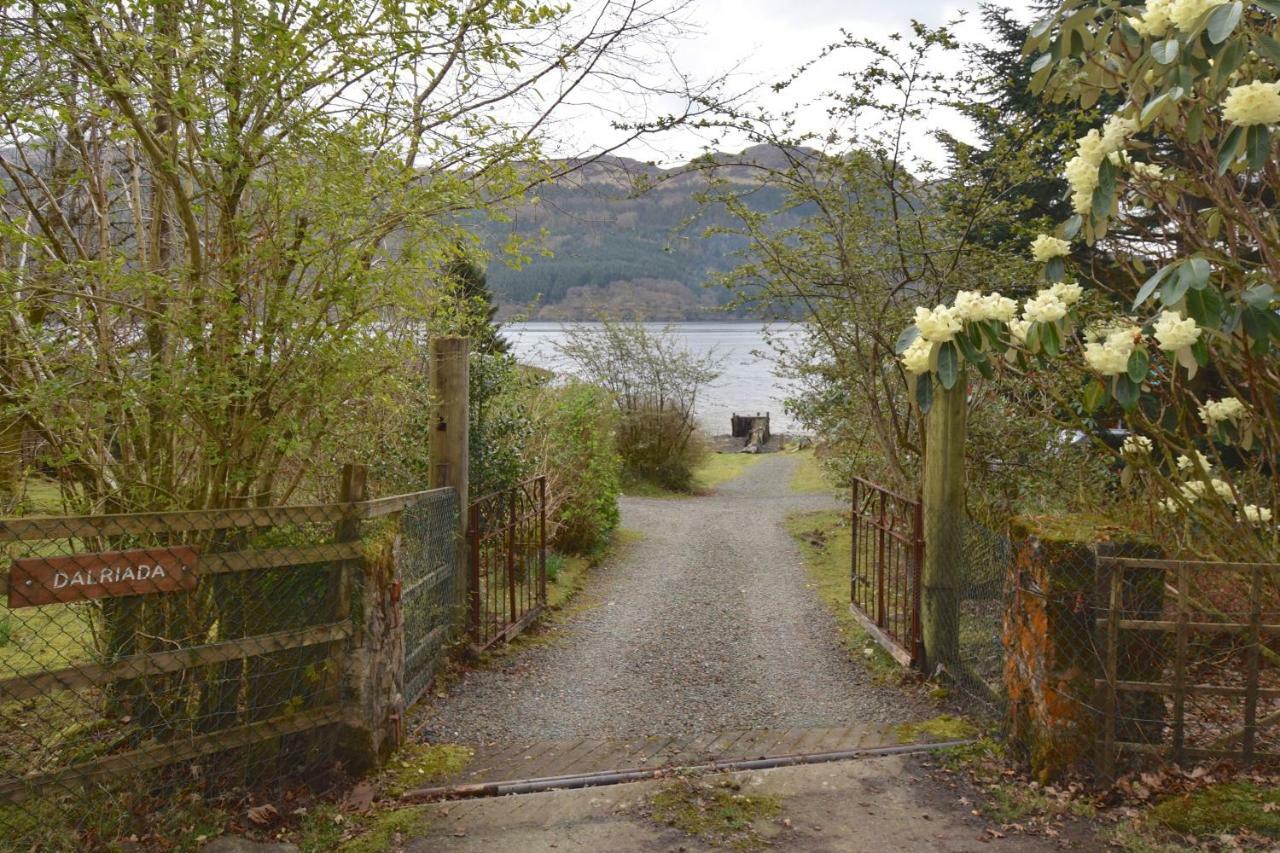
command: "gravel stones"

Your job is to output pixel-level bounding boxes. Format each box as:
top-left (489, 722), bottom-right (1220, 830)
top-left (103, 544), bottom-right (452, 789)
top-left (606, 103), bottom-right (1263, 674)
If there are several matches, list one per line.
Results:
top-left (412, 454), bottom-right (928, 744)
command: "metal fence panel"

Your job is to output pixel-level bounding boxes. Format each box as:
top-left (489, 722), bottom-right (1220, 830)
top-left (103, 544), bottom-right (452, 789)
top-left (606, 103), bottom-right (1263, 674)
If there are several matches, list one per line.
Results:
top-left (467, 476), bottom-right (546, 652)
top-left (399, 488), bottom-right (460, 707)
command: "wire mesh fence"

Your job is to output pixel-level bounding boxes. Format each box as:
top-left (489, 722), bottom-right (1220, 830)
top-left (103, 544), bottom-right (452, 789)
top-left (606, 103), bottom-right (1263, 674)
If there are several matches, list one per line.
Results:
top-left (0, 484), bottom-right (462, 847)
top-left (949, 517), bottom-right (1016, 712)
top-left (400, 490), bottom-right (461, 706)
top-left (1005, 536), bottom-right (1280, 781)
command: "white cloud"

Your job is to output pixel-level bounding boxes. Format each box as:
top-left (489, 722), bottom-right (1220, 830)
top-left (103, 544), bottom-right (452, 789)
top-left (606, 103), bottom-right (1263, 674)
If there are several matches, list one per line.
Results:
top-left (543, 0), bottom-right (1038, 167)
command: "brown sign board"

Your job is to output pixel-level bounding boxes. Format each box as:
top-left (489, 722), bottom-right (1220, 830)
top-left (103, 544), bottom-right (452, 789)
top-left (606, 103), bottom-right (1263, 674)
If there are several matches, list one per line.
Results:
top-left (8, 547), bottom-right (199, 608)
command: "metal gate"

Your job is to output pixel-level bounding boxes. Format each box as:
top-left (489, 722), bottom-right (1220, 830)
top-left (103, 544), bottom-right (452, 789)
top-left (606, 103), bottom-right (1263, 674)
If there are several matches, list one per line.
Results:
top-left (468, 476), bottom-right (547, 651)
top-left (850, 477), bottom-right (924, 667)
top-left (399, 488), bottom-right (461, 706)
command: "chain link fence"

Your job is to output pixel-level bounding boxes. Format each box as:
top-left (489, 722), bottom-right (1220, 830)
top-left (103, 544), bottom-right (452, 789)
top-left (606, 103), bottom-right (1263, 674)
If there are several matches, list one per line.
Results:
top-left (400, 490), bottom-right (461, 707)
top-left (1004, 533), bottom-right (1279, 781)
top-left (0, 484), bottom-right (462, 847)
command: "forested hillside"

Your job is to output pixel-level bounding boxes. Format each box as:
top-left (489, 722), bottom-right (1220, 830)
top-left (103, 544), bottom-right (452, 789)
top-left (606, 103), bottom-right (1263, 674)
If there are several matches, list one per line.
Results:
top-left (484, 146), bottom-right (811, 320)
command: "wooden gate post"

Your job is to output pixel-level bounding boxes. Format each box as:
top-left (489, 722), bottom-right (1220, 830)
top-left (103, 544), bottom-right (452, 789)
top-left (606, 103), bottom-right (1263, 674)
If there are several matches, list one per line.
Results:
top-left (922, 370), bottom-right (965, 674)
top-left (429, 336), bottom-right (470, 611)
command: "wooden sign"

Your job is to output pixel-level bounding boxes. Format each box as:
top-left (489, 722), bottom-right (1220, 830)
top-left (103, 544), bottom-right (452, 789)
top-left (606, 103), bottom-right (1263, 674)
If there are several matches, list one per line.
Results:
top-left (8, 547), bottom-right (199, 608)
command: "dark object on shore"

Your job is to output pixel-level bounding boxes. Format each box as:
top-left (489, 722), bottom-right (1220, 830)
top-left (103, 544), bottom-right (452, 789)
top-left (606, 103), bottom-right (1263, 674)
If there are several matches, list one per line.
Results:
top-left (730, 412), bottom-right (771, 453)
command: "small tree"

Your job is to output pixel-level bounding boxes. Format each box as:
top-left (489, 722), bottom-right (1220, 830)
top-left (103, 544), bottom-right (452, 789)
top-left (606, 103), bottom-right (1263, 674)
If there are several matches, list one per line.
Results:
top-left (555, 318), bottom-right (720, 491)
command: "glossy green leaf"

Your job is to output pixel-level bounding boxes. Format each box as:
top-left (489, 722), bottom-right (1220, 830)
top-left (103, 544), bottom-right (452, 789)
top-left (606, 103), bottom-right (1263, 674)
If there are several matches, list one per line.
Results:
top-left (1152, 39), bottom-right (1179, 64)
top-left (937, 342), bottom-right (960, 390)
top-left (1134, 263), bottom-right (1172, 308)
top-left (915, 373), bottom-right (933, 412)
top-left (1256, 33), bottom-right (1280, 64)
top-left (1114, 374), bottom-right (1140, 411)
top-left (1062, 214), bottom-right (1083, 239)
top-left (1185, 286), bottom-right (1223, 327)
top-left (1046, 256), bottom-right (1065, 282)
top-left (1041, 321), bottom-right (1062, 357)
top-left (1218, 125), bottom-right (1244, 175)
top-left (895, 324), bottom-right (920, 354)
top-left (1185, 256), bottom-right (1211, 289)
top-left (1160, 266), bottom-right (1191, 305)
top-left (1247, 124), bottom-right (1271, 171)
top-left (1190, 338), bottom-right (1210, 366)
top-left (1207, 1), bottom-right (1242, 43)
top-left (1242, 282), bottom-right (1276, 309)
top-left (1127, 347), bottom-right (1150, 383)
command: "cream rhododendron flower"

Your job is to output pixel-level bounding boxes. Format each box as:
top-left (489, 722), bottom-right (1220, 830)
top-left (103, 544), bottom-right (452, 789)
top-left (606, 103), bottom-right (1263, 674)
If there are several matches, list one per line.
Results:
top-left (1241, 504), bottom-right (1274, 524)
top-left (1063, 115), bottom-right (1138, 213)
top-left (1169, 0), bottom-right (1225, 30)
top-left (1122, 435), bottom-right (1153, 457)
top-left (1210, 478), bottom-right (1236, 502)
top-left (1130, 161), bottom-right (1164, 180)
top-left (913, 305), bottom-right (962, 343)
top-left (1180, 480), bottom-right (1207, 502)
top-left (1176, 450), bottom-right (1211, 472)
top-left (1159, 497), bottom-right (1181, 513)
top-left (984, 293), bottom-right (1018, 323)
top-left (1031, 234), bottom-right (1070, 262)
top-left (1222, 80), bottom-right (1280, 127)
top-left (1132, 0), bottom-right (1173, 36)
top-left (900, 337), bottom-right (933, 374)
top-left (1008, 318), bottom-right (1031, 343)
top-left (1023, 292), bottom-right (1069, 324)
top-left (953, 290), bottom-right (1018, 323)
top-left (1083, 327), bottom-right (1140, 375)
top-left (1198, 396), bottom-right (1248, 425)
top-left (1048, 281), bottom-right (1084, 306)
top-left (1153, 310), bottom-right (1200, 350)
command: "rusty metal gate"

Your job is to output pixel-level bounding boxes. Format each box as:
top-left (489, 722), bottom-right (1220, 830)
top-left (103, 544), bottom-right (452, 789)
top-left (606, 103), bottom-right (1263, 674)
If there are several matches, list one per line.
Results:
top-left (850, 477), bottom-right (924, 667)
top-left (467, 476), bottom-right (546, 651)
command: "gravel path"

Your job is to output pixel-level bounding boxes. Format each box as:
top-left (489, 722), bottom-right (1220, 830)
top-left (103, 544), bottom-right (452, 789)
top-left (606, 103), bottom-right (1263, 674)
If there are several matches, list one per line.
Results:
top-left (413, 454), bottom-right (929, 743)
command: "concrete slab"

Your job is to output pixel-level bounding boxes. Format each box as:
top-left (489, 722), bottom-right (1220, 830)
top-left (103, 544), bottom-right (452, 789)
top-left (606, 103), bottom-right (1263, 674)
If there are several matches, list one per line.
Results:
top-left (404, 754), bottom-right (1072, 852)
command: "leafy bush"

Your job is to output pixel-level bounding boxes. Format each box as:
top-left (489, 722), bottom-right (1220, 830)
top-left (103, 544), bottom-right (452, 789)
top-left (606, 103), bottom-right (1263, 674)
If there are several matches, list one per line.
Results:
top-left (532, 382), bottom-right (621, 553)
top-left (555, 318), bottom-right (719, 492)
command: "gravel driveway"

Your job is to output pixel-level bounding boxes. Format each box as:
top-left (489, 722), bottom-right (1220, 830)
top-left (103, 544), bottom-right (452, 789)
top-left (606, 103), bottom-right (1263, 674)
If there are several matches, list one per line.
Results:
top-left (412, 453), bottom-right (929, 743)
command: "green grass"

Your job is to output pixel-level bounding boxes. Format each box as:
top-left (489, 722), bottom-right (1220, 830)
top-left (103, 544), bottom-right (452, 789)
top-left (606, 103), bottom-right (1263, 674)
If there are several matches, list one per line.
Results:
top-left (783, 509), bottom-right (901, 683)
top-left (895, 714), bottom-right (979, 744)
top-left (621, 452), bottom-right (764, 498)
top-left (694, 452), bottom-right (764, 490)
top-left (788, 449), bottom-right (838, 495)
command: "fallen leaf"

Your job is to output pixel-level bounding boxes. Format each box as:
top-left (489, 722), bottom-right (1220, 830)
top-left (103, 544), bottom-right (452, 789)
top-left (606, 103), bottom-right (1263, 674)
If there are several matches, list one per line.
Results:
top-left (247, 804), bottom-right (278, 825)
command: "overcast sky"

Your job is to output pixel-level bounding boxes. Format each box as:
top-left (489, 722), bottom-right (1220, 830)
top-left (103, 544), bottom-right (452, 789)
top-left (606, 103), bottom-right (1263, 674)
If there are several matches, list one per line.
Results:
top-left (547, 0), bottom-right (1041, 167)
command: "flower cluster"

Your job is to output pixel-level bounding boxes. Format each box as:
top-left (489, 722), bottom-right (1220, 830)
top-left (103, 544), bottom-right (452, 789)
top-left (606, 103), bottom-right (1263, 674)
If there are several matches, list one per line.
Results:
top-left (1083, 326), bottom-right (1140, 376)
top-left (1152, 310), bottom-right (1200, 351)
top-left (1198, 396), bottom-right (1248, 426)
top-left (1121, 435), bottom-right (1152, 457)
top-left (1030, 234), bottom-right (1070, 262)
top-left (1176, 450), bottom-right (1211, 472)
top-left (912, 305), bottom-right (962, 343)
top-left (1132, 0), bottom-right (1226, 35)
top-left (1023, 292), bottom-right (1069, 324)
top-left (901, 337), bottom-right (933, 375)
top-left (1063, 114), bottom-right (1137, 214)
top-left (1222, 80), bottom-right (1280, 127)
top-left (1129, 161), bottom-right (1164, 180)
top-left (1241, 504), bottom-right (1274, 524)
top-left (953, 290), bottom-right (1018, 323)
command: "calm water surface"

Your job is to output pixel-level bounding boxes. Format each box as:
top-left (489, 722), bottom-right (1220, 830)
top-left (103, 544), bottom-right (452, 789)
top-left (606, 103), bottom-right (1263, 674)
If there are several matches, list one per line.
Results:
top-left (504, 322), bottom-right (805, 433)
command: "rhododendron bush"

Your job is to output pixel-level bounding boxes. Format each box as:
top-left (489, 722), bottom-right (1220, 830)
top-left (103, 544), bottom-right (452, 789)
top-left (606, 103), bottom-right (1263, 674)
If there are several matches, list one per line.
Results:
top-left (899, 0), bottom-right (1279, 559)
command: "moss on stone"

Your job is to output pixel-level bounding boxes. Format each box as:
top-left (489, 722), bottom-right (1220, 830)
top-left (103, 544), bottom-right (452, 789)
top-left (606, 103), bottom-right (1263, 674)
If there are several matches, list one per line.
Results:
top-left (894, 714), bottom-right (978, 744)
top-left (378, 742), bottom-right (473, 797)
top-left (647, 776), bottom-right (782, 850)
top-left (339, 806), bottom-right (433, 853)
top-left (1146, 782), bottom-right (1280, 840)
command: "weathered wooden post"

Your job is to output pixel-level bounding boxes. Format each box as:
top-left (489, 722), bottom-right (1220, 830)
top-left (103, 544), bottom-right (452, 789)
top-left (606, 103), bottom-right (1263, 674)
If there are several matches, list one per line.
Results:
top-left (921, 370), bottom-right (965, 674)
top-left (428, 336), bottom-right (470, 610)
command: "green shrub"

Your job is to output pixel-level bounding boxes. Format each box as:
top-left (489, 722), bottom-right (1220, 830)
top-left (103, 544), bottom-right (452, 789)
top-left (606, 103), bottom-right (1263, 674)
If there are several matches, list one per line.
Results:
top-left (536, 381), bottom-right (621, 553)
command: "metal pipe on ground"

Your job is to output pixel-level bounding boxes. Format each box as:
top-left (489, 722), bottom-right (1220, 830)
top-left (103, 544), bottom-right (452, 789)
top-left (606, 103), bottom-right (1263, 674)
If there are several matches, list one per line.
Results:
top-left (399, 739), bottom-right (974, 803)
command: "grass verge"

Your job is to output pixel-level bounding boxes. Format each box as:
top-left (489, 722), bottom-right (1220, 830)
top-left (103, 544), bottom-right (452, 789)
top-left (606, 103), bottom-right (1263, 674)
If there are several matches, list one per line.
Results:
top-left (788, 449), bottom-right (837, 495)
top-left (783, 509), bottom-right (901, 683)
top-left (621, 451), bottom-right (765, 498)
